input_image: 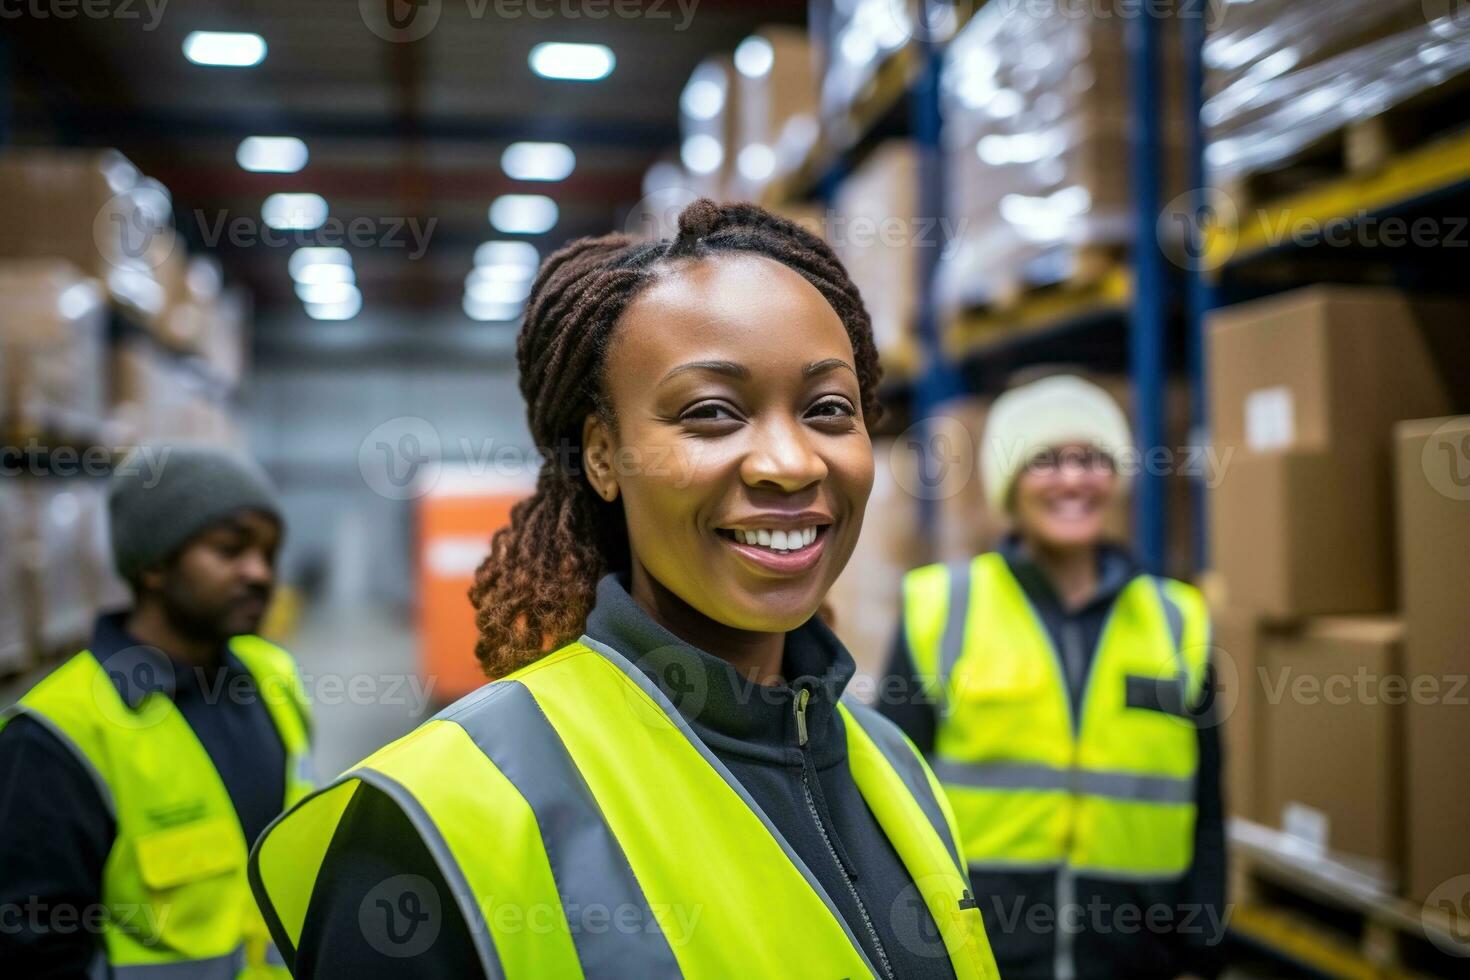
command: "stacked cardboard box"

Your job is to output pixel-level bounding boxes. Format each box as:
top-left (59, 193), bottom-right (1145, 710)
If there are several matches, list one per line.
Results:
top-left (1394, 416), bottom-right (1470, 906)
top-left (1206, 286), bottom-right (1470, 887)
top-left (829, 141), bottom-right (919, 371)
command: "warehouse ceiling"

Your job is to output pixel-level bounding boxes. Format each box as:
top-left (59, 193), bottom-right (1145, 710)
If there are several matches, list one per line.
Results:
top-left (9, 0), bottom-right (804, 328)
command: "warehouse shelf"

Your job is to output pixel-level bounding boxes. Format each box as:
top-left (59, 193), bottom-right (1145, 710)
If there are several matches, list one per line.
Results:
top-left (109, 306), bottom-right (242, 403)
top-left (1228, 819), bottom-right (1470, 979)
top-left (1206, 127), bottom-right (1470, 271)
top-left (945, 268), bottom-right (1133, 363)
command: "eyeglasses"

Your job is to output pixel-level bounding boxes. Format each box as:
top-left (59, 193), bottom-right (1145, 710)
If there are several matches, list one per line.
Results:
top-left (1022, 447), bottom-right (1116, 475)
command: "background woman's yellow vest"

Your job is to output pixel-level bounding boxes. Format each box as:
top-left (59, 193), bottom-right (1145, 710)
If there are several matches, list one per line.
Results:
top-left (0, 636), bottom-right (311, 979)
top-left (252, 637), bottom-right (1002, 979)
top-left (903, 553), bottom-right (1210, 878)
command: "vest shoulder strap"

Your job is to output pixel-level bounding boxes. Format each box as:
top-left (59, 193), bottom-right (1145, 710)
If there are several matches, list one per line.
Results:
top-left (0, 652), bottom-right (118, 815)
top-left (229, 635), bottom-right (312, 741)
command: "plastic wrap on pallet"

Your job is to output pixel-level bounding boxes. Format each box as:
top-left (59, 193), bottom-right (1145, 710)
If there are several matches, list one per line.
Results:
top-left (0, 480), bottom-right (31, 673)
top-left (937, 0), bottom-right (1188, 308)
top-left (731, 25), bottom-right (820, 200)
top-left (0, 260), bottom-right (108, 440)
top-left (1204, 0), bottom-right (1470, 181)
top-left (679, 56), bottom-right (740, 201)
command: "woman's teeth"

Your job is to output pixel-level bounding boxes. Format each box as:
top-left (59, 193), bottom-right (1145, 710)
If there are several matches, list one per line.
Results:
top-left (731, 527), bottom-right (819, 551)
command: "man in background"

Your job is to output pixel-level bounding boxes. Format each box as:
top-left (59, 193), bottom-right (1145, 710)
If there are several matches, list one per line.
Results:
top-left (0, 445), bottom-right (312, 978)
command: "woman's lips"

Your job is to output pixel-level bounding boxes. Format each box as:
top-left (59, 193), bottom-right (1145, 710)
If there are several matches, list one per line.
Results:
top-left (717, 525), bottom-right (829, 575)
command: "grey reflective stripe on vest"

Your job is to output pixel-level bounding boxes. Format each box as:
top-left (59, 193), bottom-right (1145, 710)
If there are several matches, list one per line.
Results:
top-left (348, 768), bottom-right (507, 979)
top-left (842, 699), bottom-right (964, 874)
top-left (931, 760), bottom-right (1194, 803)
top-left (0, 704), bottom-right (116, 818)
top-left (579, 634), bottom-right (882, 980)
top-left (441, 679), bottom-right (680, 979)
top-left (1152, 577), bottom-right (1186, 677)
top-left (109, 946), bottom-right (244, 978)
top-left (937, 560), bottom-right (973, 705)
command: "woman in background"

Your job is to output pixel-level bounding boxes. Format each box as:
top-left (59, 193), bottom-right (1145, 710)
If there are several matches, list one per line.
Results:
top-left (882, 374), bottom-right (1225, 980)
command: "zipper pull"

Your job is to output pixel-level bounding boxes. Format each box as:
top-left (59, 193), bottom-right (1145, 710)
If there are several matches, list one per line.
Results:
top-left (794, 687), bottom-right (811, 747)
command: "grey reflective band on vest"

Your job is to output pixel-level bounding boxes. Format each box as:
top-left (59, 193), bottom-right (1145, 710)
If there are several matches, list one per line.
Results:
top-left (843, 700), bottom-right (964, 875)
top-left (931, 760), bottom-right (1195, 803)
top-left (938, 560), bottom-right (973, 704)
top-left (1152, 577), bottom-right (1186, 677)
top-left (578, 634), bottom-right (882, 980)
top-left (109, 946), bottom-right (244, 978)
top-left (0, 704), bottom-right (117, 818)
top-left (349, 768), bottom-right (507, 980)
top-left (441, 679), bottom-right (680, 980)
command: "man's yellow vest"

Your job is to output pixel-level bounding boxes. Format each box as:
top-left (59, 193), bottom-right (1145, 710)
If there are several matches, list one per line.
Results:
top-left (902, 552), bottom-right (1209, 878)
top-left (0, 635), bottom-right (312, 978)
top-left (251, 635), bottom-right (1001, 979)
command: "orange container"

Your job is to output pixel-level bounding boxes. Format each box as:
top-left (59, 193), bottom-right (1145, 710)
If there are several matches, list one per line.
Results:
top-left (416, 470), bottom-right (531, 705)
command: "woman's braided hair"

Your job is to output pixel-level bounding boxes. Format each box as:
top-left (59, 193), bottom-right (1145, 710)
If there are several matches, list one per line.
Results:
top-left (468, 198), bottom-right (882, 677)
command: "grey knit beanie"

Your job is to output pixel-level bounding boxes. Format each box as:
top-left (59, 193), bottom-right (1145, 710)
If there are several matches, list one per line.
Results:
top-left (109, 444), bottom-right (284, 582)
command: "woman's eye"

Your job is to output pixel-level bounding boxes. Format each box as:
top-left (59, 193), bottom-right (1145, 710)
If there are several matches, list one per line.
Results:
top-left (807, 398), bottom-right (856, 420)
top-left (681, 402), bottom-right (737, 423)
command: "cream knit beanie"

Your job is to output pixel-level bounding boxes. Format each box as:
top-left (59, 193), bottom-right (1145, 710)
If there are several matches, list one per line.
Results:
top-left (980, 375), bottom-right (1134, 513)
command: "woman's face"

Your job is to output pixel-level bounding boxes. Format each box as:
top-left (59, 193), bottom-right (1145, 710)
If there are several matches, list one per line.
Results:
top-left (586, 252), bottom-right (874, 633)
top-left (1011, 442), bottom-right (1118, 549)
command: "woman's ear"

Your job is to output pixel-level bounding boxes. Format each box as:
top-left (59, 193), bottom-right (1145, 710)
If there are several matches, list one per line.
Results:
top-left (582, 412), bottom-right (619, 502)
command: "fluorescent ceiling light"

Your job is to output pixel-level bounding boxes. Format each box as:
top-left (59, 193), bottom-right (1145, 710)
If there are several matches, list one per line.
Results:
top-left (680, 78), bottom-right (724, 121)
top-left (289, 246), bottom-right (351, 279)
top-left (474, 240), bottom-right (539, 269)
top-left (502, 142), bottom-right (576, 182)
top-left (529, 42), bottom-right (615, 81)
top-left (465, 275), bottom-right (532, 305)
top-left (489, 194), bottom-right (558, 235)
top-left (305, 287), bottom-right (363, 321)
top-left (681, 134), bottom-right (723, 176)
top-left (735, 37), bottom-right (775, 79)
top-left (263, 193), bottom-right (328, 230)
top-left (183, 31), bottom-right (267, 68)
top-left (463, 295), bottom-right (522, 322)
top-left (238, 136), bottom-right (308, 173)
top-left (293, 263), bottom-right (354, 286)
top-left (295, 280), bottom-right (359, 305)
top-left (471, 263), bottom-right (535, 285)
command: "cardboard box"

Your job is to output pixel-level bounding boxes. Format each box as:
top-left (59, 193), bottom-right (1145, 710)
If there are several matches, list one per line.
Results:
top-left (1210, 448), bottom-right (1393, 615)
top-left (831, 141), bottom-right (918, 366)
top-left (1260, 616), bottom-right (1405, 876)
top-left (1212, 605), bottom-right (1268, 823)
top-left (1208, 287), bottom-right (1469, 456)
top-left (1395, 416), bottom-right (1470, 903)
top-left (734, 25), bottom-right (818, 196)
top-left (679, 55), bottom-right (740, 201)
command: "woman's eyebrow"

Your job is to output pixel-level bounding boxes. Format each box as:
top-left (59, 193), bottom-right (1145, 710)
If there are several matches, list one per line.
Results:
top-left (658, 359), bottom-right (750, 384)
top-left (804, 358), bottom-right (857, 379)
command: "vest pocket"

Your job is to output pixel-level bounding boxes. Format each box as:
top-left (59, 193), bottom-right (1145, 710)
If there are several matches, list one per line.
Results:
top-left (135, 816), bottom-right (245, 890)
top-left (1123, 674), bottom-right (1188, 718)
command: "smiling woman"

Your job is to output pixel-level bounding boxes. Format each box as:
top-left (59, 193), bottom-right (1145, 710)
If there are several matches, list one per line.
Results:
top-left (248, 199), bottom-right (1002, 979)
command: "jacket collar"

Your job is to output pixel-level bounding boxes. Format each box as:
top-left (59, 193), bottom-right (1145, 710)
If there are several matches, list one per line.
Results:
top-left (998, 534), bottom-right (1141, 616)
top-left (584, 573), bottom-right (855, 767)
top-left (89, 612), bottom-right (243, 710)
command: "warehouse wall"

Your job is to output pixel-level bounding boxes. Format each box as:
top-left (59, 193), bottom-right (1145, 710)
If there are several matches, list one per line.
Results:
top-left (246, 327), bottom-right (530, 609)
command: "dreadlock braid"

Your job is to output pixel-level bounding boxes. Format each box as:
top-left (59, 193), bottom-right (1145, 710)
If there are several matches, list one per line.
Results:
top-left (468, 199), bottom-right (883, 677)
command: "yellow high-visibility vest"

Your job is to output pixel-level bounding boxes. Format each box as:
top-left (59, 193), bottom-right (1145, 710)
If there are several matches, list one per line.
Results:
top-left (251, 635), bottom-right (1001, 979)
top-left (1, 636), bottom-right (313, 979)
top-left (902, 552), bottom-right (1209, 878)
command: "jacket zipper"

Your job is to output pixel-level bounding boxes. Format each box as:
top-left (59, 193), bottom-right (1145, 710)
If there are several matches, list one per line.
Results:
top-left (793, 687), bottom-right (896, 980)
